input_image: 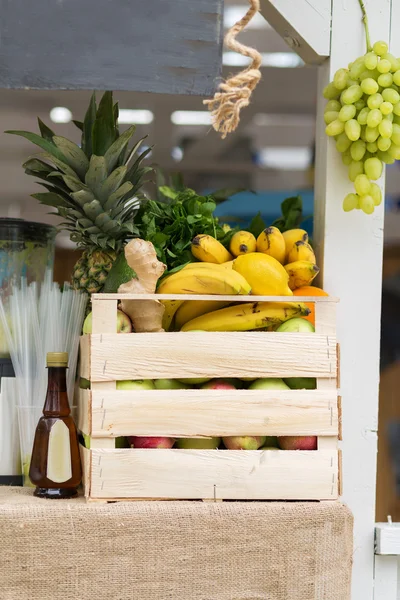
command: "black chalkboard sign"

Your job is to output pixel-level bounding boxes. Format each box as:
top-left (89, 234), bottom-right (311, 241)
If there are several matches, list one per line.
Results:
top-left (0, 0), bottom-right (224, 96)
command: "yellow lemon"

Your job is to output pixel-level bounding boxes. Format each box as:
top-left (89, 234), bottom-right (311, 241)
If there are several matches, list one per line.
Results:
top-left (233, 253), bottom-right (293, 296)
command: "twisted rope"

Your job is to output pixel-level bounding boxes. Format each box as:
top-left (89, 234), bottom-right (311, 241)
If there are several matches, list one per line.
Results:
top-left (204, 0), bottom-right (262, 138)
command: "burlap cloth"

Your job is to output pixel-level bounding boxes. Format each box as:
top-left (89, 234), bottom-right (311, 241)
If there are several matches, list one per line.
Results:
top-left (0, 487), bottom-right (353, 600)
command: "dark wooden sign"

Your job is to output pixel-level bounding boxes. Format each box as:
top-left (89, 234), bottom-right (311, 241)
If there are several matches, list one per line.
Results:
top-left (0, 0), bottom-right (224, 96)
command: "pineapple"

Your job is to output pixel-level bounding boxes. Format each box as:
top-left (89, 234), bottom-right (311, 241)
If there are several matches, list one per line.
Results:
top-left (7, 92), bottom-right (151, 294)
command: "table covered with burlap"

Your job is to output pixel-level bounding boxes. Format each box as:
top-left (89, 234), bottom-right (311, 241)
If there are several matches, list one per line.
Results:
top-left (0, 487), bottom-right (353, 600)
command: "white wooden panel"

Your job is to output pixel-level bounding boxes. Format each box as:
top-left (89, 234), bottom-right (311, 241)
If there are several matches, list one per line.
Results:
top-left (89, 332), bottom-right (337, 381)
top-left (89, 448), bottom-right (338, 500)
top-left (259, 0), bottom-right (331, 64)
top-left (77, 388), bottom-right (90, 435)
top-left (374, 555), bottom-right (398, 600)
top-left (80, 444), bottom-right (91, 498)
top-left (314, 1), bottom-right (392, 598)
top-left (87, 388), bottom-right (338, 437)
top-left (376, 524), bottom-right (400, 555)
top-left (79, 335), bottom-right (90, 381)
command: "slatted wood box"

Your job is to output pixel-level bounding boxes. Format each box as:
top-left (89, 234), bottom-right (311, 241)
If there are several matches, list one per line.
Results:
top-left (78, 293), bottom-right (340, 501)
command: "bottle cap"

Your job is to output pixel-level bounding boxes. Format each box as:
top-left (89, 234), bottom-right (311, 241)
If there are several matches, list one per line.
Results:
top-left (46, 352), bottom-right (69, 367)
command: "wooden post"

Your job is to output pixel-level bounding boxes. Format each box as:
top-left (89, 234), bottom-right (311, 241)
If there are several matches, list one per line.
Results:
top-left (314, 1), bottom-right (392, 598)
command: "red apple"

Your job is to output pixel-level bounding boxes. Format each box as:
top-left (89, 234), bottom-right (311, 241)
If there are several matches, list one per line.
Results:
top-left (128, 436), bottom-right (175, 449)
top-left (278, 436), bottom-right (317, 450)
top-left (202, 379), bottom-right (236, 390)
top-left (223, 436), bottom-right (266, 450)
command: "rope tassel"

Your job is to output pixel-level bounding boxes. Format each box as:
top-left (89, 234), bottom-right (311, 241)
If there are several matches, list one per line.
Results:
top-left (204, 0), bottom-right (262, 138)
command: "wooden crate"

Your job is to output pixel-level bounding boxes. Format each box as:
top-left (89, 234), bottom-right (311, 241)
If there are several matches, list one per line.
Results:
top-left (78, 293), bottom-right (340, 501)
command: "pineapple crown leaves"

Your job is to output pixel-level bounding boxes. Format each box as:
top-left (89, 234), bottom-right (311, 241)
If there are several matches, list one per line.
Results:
top-left (6, 91), bottom-right (152, 250)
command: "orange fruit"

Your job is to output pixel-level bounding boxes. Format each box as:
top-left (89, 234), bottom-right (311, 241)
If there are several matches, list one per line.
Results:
top-left (293, 286), bottom-right (328, 325)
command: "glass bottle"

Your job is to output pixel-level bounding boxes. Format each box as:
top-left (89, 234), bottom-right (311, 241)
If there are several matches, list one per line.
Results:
top-left (29, 352), bottom-right (82, 498)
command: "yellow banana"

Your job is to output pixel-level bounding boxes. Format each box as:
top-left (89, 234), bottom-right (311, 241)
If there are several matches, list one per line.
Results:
top-left (157, 267), bottom-right (251, 295)
top-left (286, 241), bottom-right (316, 264)
top-left (282, 229), bottom-right (308, 259)
top-left (233, 253), bottom-right (292, 296)
top-left (229, 230), bottom-right (257, 256)
top-left (175, 299), bottom-right (231, 330)
top-left (160, 299), bottom-right (185, 331)
top-left (256, 226), bottom-right (286, 264)
top-left (181, 301), bottom-right (310, 332)
top-left (284, 261), bottom-right (320, 290)
top-left (221, 260), bottom-right (234, 269)
top-left (183, 262), bottom-right (229, 272)
top-left (191, 234), bottom-right (232, 264)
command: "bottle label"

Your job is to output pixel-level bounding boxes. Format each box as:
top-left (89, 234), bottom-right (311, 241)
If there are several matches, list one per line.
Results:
top-left (47, 420), bottom-right (72, 483)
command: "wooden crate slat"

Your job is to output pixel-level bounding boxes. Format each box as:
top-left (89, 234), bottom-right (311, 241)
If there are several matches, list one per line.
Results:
top-left (89, 332), bottom-right (337, 381)
top-left (84, 388), bottom-right (338, 437)
top-left (79, 335), bottom-right (90, 381)
top-left (89, 448), bottom-right (338, 500)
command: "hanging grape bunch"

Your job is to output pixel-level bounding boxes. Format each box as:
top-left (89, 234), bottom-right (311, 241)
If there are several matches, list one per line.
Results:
top-left (323, 3), bottom-right (397, 214)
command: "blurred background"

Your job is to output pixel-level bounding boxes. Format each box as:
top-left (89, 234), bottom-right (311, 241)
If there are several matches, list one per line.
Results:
top-left (0, 0), bottom-right (399, 519)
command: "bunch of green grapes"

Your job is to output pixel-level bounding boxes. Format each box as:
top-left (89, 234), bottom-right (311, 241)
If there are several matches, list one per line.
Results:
top-left (323, 40), bottom-right (400, 214)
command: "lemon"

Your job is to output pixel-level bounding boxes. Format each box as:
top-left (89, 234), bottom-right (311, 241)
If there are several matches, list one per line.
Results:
top-left (233, 253), bottom-right (293, 296)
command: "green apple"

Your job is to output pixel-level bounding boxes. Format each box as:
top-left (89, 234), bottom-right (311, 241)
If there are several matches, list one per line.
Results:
top-left (178, 378), bottom-right (210, 385)
top-left (116, 380), bottom-right (155, 390)
top-left (176, 437), bottom-right (221, 449)
top-left (284, 377), bottom-right (316, 390)
top-left (249, 378), bottom-right (290, 390)
top-left (83, 309), bottom-right (132, 334)
top-left (276, 318), bottom-right (315, 333)
top-left (79, 377), bottom-right (91, 390)
top-left (154, 379), bottom-right (190, 390)
top-left (260, 436), bottom-right (279, 447)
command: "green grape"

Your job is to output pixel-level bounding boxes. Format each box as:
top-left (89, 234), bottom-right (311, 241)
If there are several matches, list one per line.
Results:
top-left (379, 118), bottom-right (393, 138)
top-left (354, 174), bottom-right (371, 196)
top-left (366, 141), bottom-right (378, 153)
top-left (377, 59), bottom-right (391, 74)
top-left (359, 194), bottom-right (375, 214)
top-left (391, 123), bottom-right (400, 144)
top-left (387, 142), bottom-right (400, 159)
top-left (360, 69), bottom-right (380, 82)
top-left (377, 136), bottom-right (391, 151)
top-left (361, 78), bottom-right (379, 94)
top-left (350, 140), bottom-right (366, 161)
top-left (387, 112), bottom-right (394, 122)
top-left (350, 58), bottom-right (367, 79)
top-left (382, 88), bottom-right (400, 104)
top-left (338, 104), bottom-right (356, 122)
top-left (365, 126), bottom-right (380, 142)
top-left (323, 82), bottom-right (341, 100)
top-left (342, 149), bottom-right (352, 165)
top-left (324, 110), bottom-right (340, 124)
top-left (393, 70), bottom-right (400, 86)
top-left (357, 107), bottom-right (370, 125)
top-left (325, 99), bottom-right (342, 113)
top-left (367, 93), bottom-right (383, 109)
top-left (343, 193), bottom-right (360, 212)
top-left (345, 119), bottom-right (361, 141)
top-left (360, 125), bottom-right (367, 141)
top-left (364, 51), bottom-right (378, 70)
top-left (382, 53), bottom-right (400, 72)
top-left (333, 68), bottom-right (349, 90)
top-left (393, 84), bottom-right (400, 92)
top-left (364, 151), bottom-right (372, 161)
top-left (326, 119), bottom-right (345, 136)
top-left (348, 160), bottom-right (364, 182)
top-left (377, 149), bottom-right (396, 163)
top-left (347, 78), bottom-right (359, 87)
top-left (354, 99), bottom-right (366, 111)
top-left (341, 85), bottom-right (363, 104)
top-left (336, 132), bottom-right (352, 153)
top-left (369, 182), bottom-right (382, 206)
top-left (392, 101), bottom-right (400, 116)
top-left (373, 41), bottom-right (389, 56)
top-left (378, 73), bottom-right (393, 87)
top-left (380, 101), bottom-right (393, 115)
top-left (364, 157), bottom-right (383, 180)
top-left (367, 108), bottom-right (383, 127)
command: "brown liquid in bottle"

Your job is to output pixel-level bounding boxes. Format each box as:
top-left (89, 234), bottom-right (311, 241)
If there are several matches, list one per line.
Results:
top-left (29, 352), bottom-right (82, 499)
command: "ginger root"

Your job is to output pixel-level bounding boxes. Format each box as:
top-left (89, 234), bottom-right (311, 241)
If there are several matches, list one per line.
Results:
top-left (118, 239), bottom-right (166, 333)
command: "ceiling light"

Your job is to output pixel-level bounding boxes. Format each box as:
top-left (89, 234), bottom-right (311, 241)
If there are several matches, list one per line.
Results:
top-left (49, 107), bottom-right (72, 123)
top-left (118, 109), bottom-right (154, 125)
top-left (171, 111), bottom-right (212, 126)
top-left (223, 52), bottom-right (304, 68)
top-left (171, 146), bottom-right (184, 162)
top-left (258, 147), bottom-right (312, 171)
top-left (224, 6), bottom-right (269, 29)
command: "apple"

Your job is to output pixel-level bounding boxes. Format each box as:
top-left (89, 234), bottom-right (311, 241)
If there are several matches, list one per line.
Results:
top-left (284, 377), bottom-right (316, 389)
top-left (178, 378), bottom-right (210, 385)
top-left (116, 380), bottom-right (155, 390)
top-left (278, 436), bottom-right (317, 450)
top-left (276, 318), bottom-right (315, 333)
top-left (249, 378), bottom-right (289, 391)
top-left (176, 437), bottom-right (221, 449)
top-left (83, 309), bottom-right (132, 334)
top-left (260, 435), bottom-right (278, 448)
top-left (79, 377), bottom-right (90, 390)
top-left (154, 379), bottom-right (190, 390)
top-left (223, 436), bottom-right (266, 450)
top-left (128, 436), bottom-right (175, 448)
top-left (202, 379), bottom-right (236, 390)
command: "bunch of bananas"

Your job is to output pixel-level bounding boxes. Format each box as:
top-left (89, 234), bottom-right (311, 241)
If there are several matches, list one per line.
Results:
top-left (158, 227), bottom-right (318, 331)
